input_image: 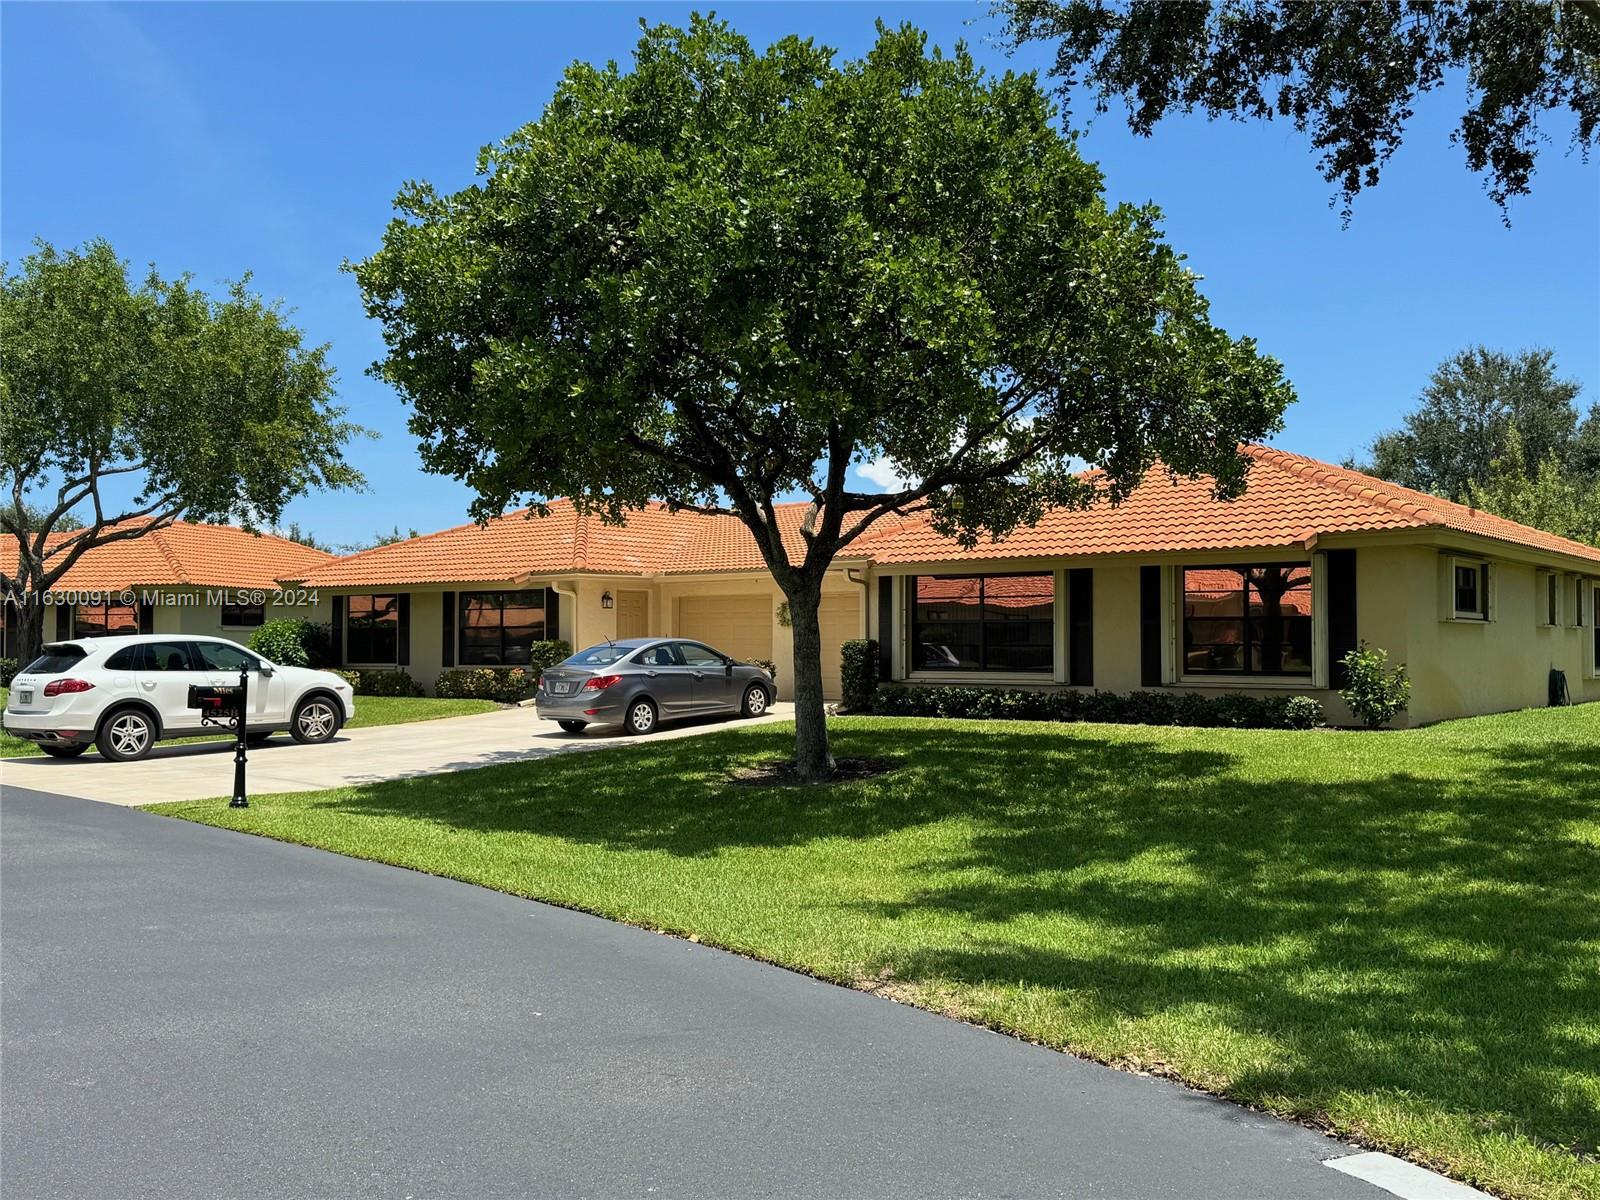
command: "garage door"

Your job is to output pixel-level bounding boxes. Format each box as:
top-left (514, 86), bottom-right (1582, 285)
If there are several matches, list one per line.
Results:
top-left (678, 595), bottom-right (773, 668)
top-left (817, 593), bottom-right (861, 699)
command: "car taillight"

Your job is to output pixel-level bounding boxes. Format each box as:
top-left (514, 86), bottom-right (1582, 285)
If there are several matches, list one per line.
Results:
top-left (582, 674), bottom-right (623, 691)
top-left (42, 678), bottom-right (95, 697)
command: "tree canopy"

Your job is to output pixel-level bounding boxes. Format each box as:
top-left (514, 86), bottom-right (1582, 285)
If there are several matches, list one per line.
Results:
top-left (998, 0), bottom-right (1600, 219)
top-left (354, 16), bottom-right (1294, 778)
top-left (1, 239), bottom-right (365, 661)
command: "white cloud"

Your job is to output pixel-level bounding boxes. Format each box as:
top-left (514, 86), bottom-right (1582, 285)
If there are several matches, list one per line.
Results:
top-left (854, 457), bottom-right (916, 492)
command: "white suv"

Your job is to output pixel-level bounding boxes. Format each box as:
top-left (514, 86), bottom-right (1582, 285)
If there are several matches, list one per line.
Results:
top-left (3, 635), bottom-right (356, 762)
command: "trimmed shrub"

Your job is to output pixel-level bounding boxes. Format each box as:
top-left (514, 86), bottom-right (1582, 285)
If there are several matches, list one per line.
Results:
top-left (748, 658), bottom-right (778, 683)
top-left (867, 685), bottom-right (1325, 731)
top-left (436, 667), bottom-right (535, 703)
top-left (249, 619), bottom-right (332, 668)
top-left (839, 639), bottom-right (878, 711)
top-left (0, 658), bottom-right (18, 687)
top-left (329, 669), bottom-right (361, 690)
top-left (345, 669), bottom-right (424, 698)
top-left (524, 640), bottom-right (573, 679)
top-left (1339, 642), bottom-right (1411, 729)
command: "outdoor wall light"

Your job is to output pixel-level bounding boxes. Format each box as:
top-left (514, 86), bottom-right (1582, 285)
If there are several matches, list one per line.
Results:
top-left (600, 591), bottom-right (614, 609)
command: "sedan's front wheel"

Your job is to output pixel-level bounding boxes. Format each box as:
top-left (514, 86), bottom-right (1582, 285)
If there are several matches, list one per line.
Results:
top-left (290, 696), bottom-right (341, 745)
top-left (624, 699), bottom-right (658, 735)
top-left (740, 685), bottom-right (770, 718)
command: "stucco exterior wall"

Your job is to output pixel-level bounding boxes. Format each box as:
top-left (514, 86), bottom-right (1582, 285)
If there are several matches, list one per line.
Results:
top-left (147, 590), bottom-right (333, 643)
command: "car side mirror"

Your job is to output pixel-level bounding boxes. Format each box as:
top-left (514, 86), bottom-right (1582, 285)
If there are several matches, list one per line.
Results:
top-left (258, 662), bottom-right (275, 677)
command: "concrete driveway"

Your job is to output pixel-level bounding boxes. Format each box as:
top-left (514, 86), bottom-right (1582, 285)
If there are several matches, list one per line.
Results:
top-left (2, 786), bottom-right (1407, 1200)
top-left (0, 702), bottom-right (792, 805)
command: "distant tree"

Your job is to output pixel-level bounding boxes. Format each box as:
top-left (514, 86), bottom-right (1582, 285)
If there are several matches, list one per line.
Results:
top-left (1354, 347), bottom-right (1587, 500)
top-left (1465, 428), bottom-right (1600, 547)
top-left (1, 239), bottom-right (366, 664)
top-left (997, 0), bottom-right (1600, 219)
top-left (1, 500), bottom-right (83, 532)
top-left (354, 17), bottom-right (1293, 781)
top-left (273, 521), bottom-right (333, 553)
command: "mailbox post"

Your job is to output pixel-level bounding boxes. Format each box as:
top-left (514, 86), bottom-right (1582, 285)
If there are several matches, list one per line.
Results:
top-left (186, 672), bottom-right (250, 808)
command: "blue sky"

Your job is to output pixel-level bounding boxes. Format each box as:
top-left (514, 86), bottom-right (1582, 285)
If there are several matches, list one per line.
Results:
top-left (4, 2), bottom-right (1597, 546)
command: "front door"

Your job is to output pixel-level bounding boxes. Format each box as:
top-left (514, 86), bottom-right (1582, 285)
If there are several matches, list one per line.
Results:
top-left (675, 641), bottom-right (735, 713)
top-left (616, 590), bottom-right (649, 640)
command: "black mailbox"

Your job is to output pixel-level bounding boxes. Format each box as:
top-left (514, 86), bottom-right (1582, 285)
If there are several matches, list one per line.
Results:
top-left (188, 684), bottom-right (244, 724)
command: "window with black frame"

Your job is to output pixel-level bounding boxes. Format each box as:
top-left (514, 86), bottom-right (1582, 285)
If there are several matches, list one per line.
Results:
top-left (1183, 565), bottom-right (1312, 676)
top-left (346, 594), bottom-right (400, 664)
top-left (460, 590), bottom-right (546, 665)
top-left (911, 574), bottom-right (1053, 672)
top-left (74, 600), bottom-right (139, 638)
top-left (221, 599), bottom-right (265, 627)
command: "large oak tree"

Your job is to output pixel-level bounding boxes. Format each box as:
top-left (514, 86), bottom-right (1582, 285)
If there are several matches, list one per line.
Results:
top-left (1, 240), bottom-right (365, 664)
top-left (354, 17), bottom-right (1293, 781)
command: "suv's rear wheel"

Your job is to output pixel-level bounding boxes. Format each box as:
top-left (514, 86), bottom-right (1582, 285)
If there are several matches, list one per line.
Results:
top-left (97, 708), bottom-right (157, 762)
top-left (290, 696), bottom-right (341, 744)
top-left (40, 743), bottom-right (88, 759)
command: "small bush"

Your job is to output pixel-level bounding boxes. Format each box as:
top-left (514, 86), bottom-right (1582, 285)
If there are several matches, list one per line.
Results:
top-left (868, 685), bottom-right (1324, 731)
top-left (249, 619), bottom-right (332, 668)
top-left (0, 658), bottom-right (18, 687)
top-left (345, 669), bottom-right (424, 698)
top-left (329, 669), bottom-right (361, 690)
top-left (437, 667), bottom-right (534, 703)
top-left (748, 658), bottom-right (778, 683)
top-left (1339, 642), bottom-right (1411, 729)
top-left (839, 639), bottom-right (878, 711)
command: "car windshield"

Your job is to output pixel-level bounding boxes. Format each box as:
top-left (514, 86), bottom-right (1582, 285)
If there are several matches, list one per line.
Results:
top-left (564, 642), bottom-right (632, 667)
top-left (21, 645), bottom-right (88, 674)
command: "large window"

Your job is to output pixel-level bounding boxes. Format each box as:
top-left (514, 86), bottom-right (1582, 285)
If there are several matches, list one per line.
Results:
top-left (911, 574), bottom-right (1053, 673)
top-left (1183, 565), bottom-right (1312, 677)
top-left (74, 600), bottom-right (139, 638)
top-left (460, 590), bottom-right (547, 666)
top-left (347, 594), bottom-right (400, 664)
top-left (221, 599), bottom-right (265, 628)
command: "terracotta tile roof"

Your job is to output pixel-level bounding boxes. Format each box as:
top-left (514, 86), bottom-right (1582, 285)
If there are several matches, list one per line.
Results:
top-left (4, 520), bottom-right (334, 592)
top-left (863, 445), bottom-right (1600, 567)
top-left (297, 444), bottom-right (1600, 589)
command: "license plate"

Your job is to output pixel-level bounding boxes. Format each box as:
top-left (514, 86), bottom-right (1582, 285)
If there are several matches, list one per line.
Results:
top-left (551, 682), bottom-right (573, 695)
top-left (17, 689), bottom-right (31, 705)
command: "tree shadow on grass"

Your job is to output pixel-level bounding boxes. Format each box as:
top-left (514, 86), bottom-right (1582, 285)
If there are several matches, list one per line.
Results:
top-left (306, 720), bottom-right (1600, 1169)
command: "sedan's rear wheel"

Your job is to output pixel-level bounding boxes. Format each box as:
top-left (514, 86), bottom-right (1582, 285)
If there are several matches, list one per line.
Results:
top-left (558, 719), bottom-right (588, 734)
top-left (97, 709), bottom-right (157, 762)
top-left (290, 696), bottom-right (341, 744)
top-left (740, 685), bottom-right (770, 718)
top-left (40, 743), bottom-right (88, 759)
top-left (625, 699), bottom-right (658, 735)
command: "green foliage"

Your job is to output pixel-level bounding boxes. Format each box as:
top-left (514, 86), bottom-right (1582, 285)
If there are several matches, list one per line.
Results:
top-left (352, 15), bottom-right (1291, 779)
top-left (1356, 346), bottom-right (1592, 502)
top-left (1338, 643), bottom-right (1412, 730)
top-left (1465, 428), bottom-right (1600, 548)
top-left (248, 619), bottom-right (333, 669)
top-left (0, 658), bottom-right (16, 686)
top-left (870, 685), bottom-right (1324, 730)
top-left (329, 669), bottom-right (361, 690)
top-left (747, 658), bottom-right (778, 683)
top-left (999, 0), bottom-right (1600, 217)
top-left (839, 640), bottom-right (879, 712)
top-left (344, 669), bottom-right (424, 698)
top-left (437, 667), bottom-right (534, 703)
top-left (0, 239), bottom-right (366, 666)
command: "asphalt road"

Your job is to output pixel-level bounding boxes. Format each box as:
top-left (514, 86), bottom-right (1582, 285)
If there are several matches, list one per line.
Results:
top-left (1, 786), bottom-right (1390, 1200)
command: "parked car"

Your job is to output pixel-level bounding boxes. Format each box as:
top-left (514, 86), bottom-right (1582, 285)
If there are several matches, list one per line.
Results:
top-left (536, 637), bottom-right (775, 735)
top-left (3, 635), bottom-right (356, 762)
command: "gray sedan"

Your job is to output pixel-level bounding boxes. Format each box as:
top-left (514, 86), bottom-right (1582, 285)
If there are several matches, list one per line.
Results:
top-left (536, 638), bottom-right (776, 735)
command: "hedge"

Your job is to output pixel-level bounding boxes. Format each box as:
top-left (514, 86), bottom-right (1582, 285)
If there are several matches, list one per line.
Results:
top-left (248, 619), bottom-right (333, 668)
top-left (869, 685), bottom-right (1324, 730)
top-left (436, 667), bottom-right (536, 703)
top-left (839, 639), bottom-right (878, 711)
top-left (340, 668), bottom-right (424, 698)
top-left (0, 658), bottom-right (17, 687)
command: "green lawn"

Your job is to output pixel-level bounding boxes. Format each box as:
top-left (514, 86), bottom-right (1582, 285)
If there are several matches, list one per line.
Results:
top-left (0, 689), bottom-right (500, 757)
top-left (151, 708), bottom-right (1599, 1200)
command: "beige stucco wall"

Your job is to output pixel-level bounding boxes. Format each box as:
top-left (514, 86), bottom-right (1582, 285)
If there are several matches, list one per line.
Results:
top-left (146, 589), bottom-right (333, 643)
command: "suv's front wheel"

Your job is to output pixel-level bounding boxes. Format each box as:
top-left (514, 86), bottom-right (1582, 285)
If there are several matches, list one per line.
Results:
top-left (290, 695), bottom-right (342, 744)
top-left (97, 708), bottom-right (157, 762)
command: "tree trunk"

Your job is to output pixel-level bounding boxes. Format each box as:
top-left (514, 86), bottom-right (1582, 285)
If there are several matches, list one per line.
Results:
top-left (784, 575), bottom-right (835, 783)
top-left (10, 591), bottom-right (46, 669)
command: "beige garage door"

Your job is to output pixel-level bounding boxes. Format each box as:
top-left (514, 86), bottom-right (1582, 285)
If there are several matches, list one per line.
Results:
top-left (817, 593), bottom-right (861, 699)
top-left (679, 595), bottom-right (774, 667)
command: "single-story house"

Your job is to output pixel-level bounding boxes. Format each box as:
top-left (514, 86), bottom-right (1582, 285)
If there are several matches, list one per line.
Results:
top-left (1, 520), bottom-right (333, 660)
top-left (289, 445), bottom-right (1600, 726)
top-left (8, 446), bottom-right (1598, 727)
